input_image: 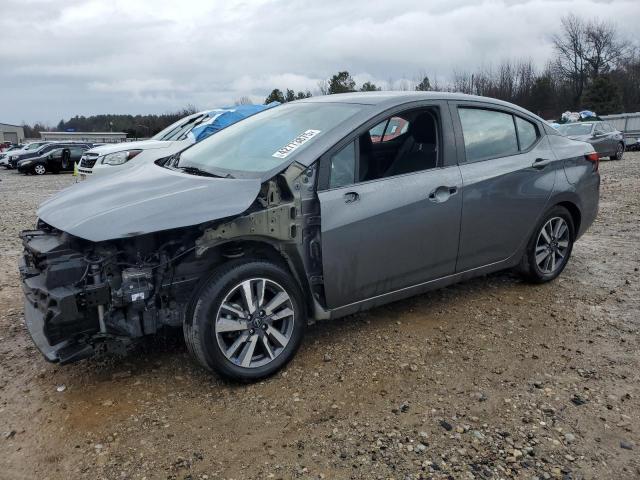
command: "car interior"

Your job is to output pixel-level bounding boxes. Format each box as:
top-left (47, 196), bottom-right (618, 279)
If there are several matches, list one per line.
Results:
top-left (329, 107), bottom-right (440, 188)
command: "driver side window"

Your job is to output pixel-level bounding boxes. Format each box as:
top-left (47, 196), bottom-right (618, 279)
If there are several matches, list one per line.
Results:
top-left (329, 141), bottom-right (356, 189)
top-left (326, 107), bottom-right (440, 189)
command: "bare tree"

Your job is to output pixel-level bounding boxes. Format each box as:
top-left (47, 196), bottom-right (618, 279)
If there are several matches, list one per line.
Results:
top-left (234, 96), bottom-right (253, 105)
top-left (317, 79), bottom-right (329, 95)
top-left (452, 70), bottom-right (473, 94)
top-left (552, 14), bottom-right (589, 107)
top-left (584, 19), bottom-right (629, 77)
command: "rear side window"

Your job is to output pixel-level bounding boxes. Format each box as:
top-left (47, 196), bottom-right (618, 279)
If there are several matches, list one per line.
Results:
top-left (515, 116), bottom-right (538, 150)
top-left (459, 108), bottom-right (518, 162)
top-left (329, 141), bottom-right (356, 188)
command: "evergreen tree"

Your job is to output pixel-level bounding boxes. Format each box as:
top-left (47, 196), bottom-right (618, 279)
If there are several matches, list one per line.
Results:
top-left (327, 71), bottom-right (356, 94)
top-left (415, 76), bottom-right (432, 91)
top-left (265, 88), bottom-right (286, 104)
top-left (295, 90), bottom-right (312, 100)
top-left (581, 76), bottom-right (623, 114)
top-left (360, 81), bottom-right (381, 91)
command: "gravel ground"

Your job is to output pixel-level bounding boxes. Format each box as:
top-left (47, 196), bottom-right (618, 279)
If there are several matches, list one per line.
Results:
top-left (1, 155), bottom-right (639, 480)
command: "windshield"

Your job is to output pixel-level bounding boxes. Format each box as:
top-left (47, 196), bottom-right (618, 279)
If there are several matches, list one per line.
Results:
top-left (178, 102), bottom-right (362, 175)
top-left (152, 113), bottom-right (208, 141)
top-left (25, 142), bottom-right (47, 150)
top-left (557, 123), bottom-right (593, 136)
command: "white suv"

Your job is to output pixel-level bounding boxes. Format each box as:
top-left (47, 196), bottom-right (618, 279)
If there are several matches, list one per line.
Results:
top-left (77, 105), bottom-right (276, 180)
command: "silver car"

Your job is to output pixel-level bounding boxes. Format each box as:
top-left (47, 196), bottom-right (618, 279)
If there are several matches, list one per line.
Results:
top-left (557, 121), bottom-right (625, 160)
top-left (20, 92), bottom-right (600, 381)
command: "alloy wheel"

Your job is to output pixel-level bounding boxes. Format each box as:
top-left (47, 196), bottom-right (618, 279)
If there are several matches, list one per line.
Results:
top-left (616, 144), bottom-right (624, 160)
top-left (34, 164), bottom-right (46, 175)
top-left (535, 217), bottom-right (570, 274)
top-left (215, 278), bottom-right (295, 369)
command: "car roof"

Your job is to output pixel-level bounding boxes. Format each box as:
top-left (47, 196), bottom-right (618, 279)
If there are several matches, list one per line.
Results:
top-left (297, 91), bottom-right (546, 122)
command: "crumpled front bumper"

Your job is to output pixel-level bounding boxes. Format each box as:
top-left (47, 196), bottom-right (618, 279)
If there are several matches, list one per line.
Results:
top-left (23, 297), bottom-right (69, 362)
top-left (19, 230), bottom-right (108, 364)
top-left (20, 257), bottom-right (96, 364)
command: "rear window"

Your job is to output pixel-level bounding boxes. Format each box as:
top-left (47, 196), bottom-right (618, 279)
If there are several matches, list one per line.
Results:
top-left (557, 123), bottom-right (593, 136)
top-left (459, 108), bottom-right (518, 162)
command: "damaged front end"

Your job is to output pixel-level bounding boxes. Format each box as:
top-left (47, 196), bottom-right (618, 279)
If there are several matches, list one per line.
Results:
top-left (19, 161), bottom-right (326, 365)
top-left (19, 223), bottom-right (192, 364)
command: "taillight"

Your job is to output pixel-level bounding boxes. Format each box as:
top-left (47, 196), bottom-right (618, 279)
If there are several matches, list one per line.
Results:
top-left (585, 152), bottom-right (599, 172)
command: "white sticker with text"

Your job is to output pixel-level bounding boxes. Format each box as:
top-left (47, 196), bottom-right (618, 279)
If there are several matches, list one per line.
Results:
top-left (272, 129), bottom-right (321, 159)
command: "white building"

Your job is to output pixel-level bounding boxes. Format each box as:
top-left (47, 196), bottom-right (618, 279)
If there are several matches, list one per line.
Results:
top-left (0, 122), bottom-right (25, 144)
top-left (40, 131), bottom-right (127, 143)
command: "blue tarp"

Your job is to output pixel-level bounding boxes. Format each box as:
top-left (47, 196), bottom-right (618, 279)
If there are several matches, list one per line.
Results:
top-left (189, 102), bottom-right (279, 143)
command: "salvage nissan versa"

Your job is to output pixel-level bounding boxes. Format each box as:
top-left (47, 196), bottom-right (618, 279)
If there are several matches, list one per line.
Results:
top-left (20, 92), bottom-right (600, 381)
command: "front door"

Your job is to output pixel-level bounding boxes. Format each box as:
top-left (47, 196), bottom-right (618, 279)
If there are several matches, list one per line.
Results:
top-left (318, 167), bottom-right (462, 308)
top-left (317, 103), bottom-right (462, 309)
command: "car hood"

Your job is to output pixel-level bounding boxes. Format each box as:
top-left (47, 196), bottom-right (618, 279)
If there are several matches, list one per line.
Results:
top-left (37, 163), bottom-right (262, 242)
top-left (85, 140), bottom-right (175, 155)
top-left (10, 150), bottom-right (35, 158)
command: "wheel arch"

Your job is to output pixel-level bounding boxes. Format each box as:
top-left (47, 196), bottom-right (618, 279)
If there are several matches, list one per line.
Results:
top-left (185, 238), bottom-right (315, 320)
top-left (555, 200), bottom-right (582, 236)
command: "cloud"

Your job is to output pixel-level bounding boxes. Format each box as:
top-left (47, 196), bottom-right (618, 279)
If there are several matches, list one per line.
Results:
top-left (0, 0), bottom-right (638, 124)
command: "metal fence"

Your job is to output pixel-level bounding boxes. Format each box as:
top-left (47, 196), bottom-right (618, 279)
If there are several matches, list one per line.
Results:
top-left (600, 113), bottom-right (640, 149)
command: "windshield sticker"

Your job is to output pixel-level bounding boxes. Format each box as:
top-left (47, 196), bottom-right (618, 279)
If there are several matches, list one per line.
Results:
top-left (272, 130), bottom-right (321, 159)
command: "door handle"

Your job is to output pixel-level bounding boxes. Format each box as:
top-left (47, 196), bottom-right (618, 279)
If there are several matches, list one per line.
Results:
top-left (428, 186), bottom-right (457, 203)
top-left (532, 158), bottom-right (552, 169)
top-left (343, 191), bottom-right (359, 203)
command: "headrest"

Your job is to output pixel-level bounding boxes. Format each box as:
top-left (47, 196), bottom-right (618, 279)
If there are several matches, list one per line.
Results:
top-left (411, 113), bottom-right (437, 144)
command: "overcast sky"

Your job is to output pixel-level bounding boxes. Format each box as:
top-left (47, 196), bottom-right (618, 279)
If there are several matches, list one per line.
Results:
top-left (0, 0), bottom-right (638, 125)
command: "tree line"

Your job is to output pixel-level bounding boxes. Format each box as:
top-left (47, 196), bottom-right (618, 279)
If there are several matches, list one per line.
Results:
top-left (22, 14), bottom-right (639, 138)
top-left (23, 105), bottom-right (199, 140)
top-left (263, 14), bottom-right (638, 120)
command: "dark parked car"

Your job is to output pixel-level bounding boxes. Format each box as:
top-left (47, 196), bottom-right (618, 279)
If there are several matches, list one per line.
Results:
top-left (556, 121), bottom-right (625, 160)
top-left (8, 142), bottom-right (92, 169)
top-left (17, 145), bottom-right (90, 175)
top-left (20, 92), bottom-right (600, 381)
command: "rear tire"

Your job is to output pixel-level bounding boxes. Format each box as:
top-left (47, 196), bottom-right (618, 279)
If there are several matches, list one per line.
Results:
top-left (518, 206), bottom-right (575, 283)
top-left (610, 142), bottom-right (624, 160)
top-left (184, 258), bottom-right (306, 382)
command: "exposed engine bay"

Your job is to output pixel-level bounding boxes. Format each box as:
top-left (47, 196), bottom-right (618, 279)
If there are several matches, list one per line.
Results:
top-left (19, 162), bottom-right (324, 364)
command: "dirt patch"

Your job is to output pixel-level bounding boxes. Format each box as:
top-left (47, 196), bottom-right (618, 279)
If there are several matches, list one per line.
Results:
top-left (1, 156), bottom-right (639, 480)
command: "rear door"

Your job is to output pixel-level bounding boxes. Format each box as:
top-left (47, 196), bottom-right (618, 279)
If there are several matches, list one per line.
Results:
top-left (451, 103), bottom-right (559, 272)
top-left (602, 123), bottom-right (618, 155)
top-left (317, 102), bottom-right (463, 309)
top-left (591, 123), bottom-right (610, 156)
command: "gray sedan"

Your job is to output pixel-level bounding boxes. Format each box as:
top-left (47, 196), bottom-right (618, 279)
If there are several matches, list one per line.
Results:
top-left (20, 92), bottom-right (600, 381)
top-left (557, 121), bottom-right (625, 160)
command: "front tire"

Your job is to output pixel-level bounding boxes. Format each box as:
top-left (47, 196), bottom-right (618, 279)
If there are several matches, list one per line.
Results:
top-left (610, 142), bottom-right (624, 160)
top-left (184, 259), bottom-right (306, 382)
top-left (33, 164), bottom-right (46, 175)
top-left (519, 206), bottom-right (575, 283)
